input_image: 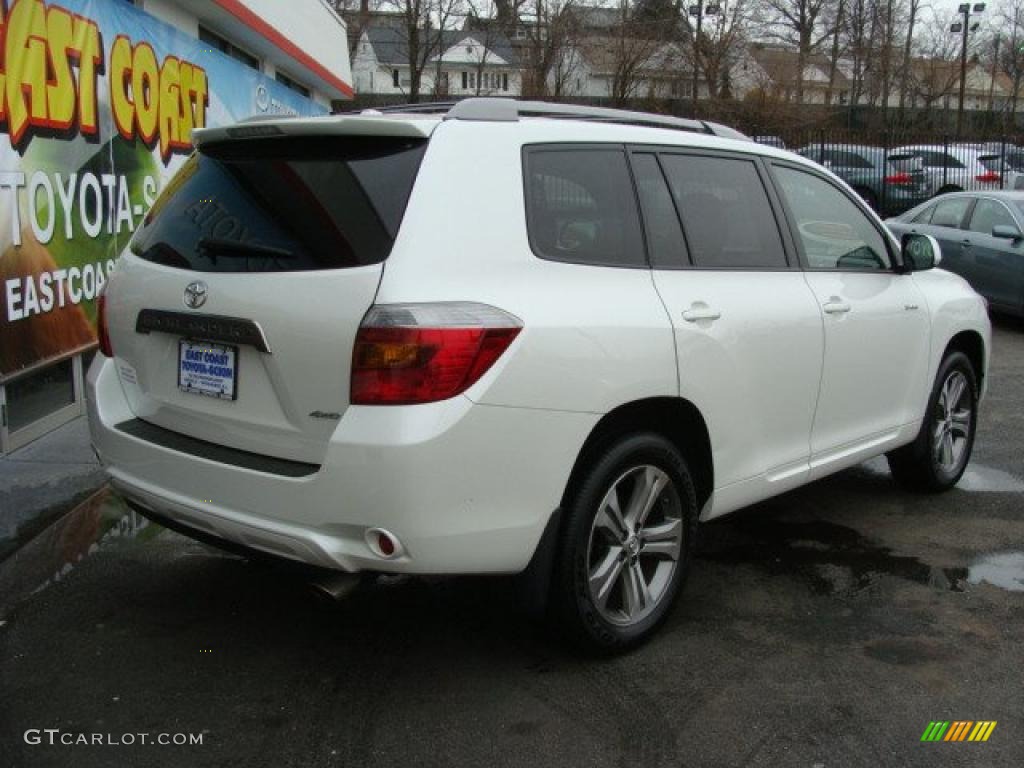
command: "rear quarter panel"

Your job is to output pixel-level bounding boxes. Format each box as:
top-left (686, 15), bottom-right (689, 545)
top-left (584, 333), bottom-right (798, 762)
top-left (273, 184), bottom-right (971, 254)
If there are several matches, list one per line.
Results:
top-left (375, 119), bottom-right (680, 415)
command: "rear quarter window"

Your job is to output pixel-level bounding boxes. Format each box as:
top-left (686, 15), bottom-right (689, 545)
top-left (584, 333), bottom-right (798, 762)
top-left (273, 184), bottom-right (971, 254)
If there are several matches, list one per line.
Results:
top-left (130, 136), bottom-right (427, 273)
top-left (524, 147), bottom-right (646, 268)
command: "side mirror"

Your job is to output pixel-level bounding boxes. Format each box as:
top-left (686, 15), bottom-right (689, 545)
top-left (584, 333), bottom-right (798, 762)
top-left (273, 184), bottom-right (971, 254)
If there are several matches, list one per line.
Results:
top-left (992, 224), bottom-right (1023, 241)
top-left (901, 233), bottom-right (942, 272)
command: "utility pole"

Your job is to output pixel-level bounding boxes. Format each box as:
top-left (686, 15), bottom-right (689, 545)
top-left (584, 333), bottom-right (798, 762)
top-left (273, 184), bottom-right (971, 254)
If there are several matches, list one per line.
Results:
top-left (951, 3), bottom-right (986, 138)
top-left (689, 2), bottom-right (719, 118)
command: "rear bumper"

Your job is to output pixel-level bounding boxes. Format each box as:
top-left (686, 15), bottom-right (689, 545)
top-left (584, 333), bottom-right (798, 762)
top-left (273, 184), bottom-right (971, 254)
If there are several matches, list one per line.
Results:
top-left (88, 357), bottom-right (596, 574)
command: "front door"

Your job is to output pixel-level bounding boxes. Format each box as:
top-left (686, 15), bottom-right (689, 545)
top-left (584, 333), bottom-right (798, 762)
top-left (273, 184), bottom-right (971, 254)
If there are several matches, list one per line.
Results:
top-left (965, 197), bottom-right (1024, 312)
top-left (770, 164), bottom-right (932, 473)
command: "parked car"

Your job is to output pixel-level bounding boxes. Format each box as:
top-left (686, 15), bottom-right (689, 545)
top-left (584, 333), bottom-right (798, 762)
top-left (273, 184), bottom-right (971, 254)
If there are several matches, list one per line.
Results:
top-left (887, 191), bottom-right (1024, 317)
top-left (977, 148), bottom-right (1024, 191)
top-left (754, 135), bottom-right (787, 149)
top-left (89, 99), bottom-right (991, 652)
top-left (894, 144), bottom-right (1008, 194)
top-left (795, 144), bottom-right (930, 215)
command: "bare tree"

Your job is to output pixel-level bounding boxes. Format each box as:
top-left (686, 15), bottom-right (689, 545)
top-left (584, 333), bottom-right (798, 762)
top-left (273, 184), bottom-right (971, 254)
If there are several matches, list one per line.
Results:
top-left (997, 0), bottom-right (1024, 125)
top-left (898, 0), bottom-right (923, 110)
top-left (906, 7), bottom-right (963, 111)
top-left (761, 0), bottom-right (835, 104)
top-left (823, 0), bottom-right (846, 105)
top-left (695, 0), bottom-right (750, 101)
top-left (386, 0), bottom-right (463, 102)
top-left (521, 0), bottom-right (580, 98)
top-left (606, 0), bottom-right (664, 104)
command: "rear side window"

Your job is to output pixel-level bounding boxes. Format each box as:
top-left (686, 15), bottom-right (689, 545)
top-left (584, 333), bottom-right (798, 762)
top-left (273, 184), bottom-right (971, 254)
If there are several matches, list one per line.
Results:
top-left (131, 137), bottom-right (427, 272)
top-left (524, 147), bottom-right (645, 267)
top-left (931, 197), bottom-right (971, 229)
top-left (659, 154), bottom-right (787, 269)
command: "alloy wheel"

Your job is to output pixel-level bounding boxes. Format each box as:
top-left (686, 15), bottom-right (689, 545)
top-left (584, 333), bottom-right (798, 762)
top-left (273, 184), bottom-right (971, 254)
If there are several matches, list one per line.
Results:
top-left (585, 465), bottom-right (684, 626)
top-left (933, 370), bottom-right (972, 473)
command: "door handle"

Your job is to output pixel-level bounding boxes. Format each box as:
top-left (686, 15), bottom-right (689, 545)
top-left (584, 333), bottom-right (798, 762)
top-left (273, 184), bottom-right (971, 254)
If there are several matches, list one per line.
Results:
top-left (682, 305), bottom-right (722, 323)
top-left (822, 300), bottom-right (851, 315)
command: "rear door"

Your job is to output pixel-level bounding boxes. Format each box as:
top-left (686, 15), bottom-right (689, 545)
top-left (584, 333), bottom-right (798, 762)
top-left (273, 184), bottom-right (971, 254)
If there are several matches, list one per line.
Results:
top-left (104, 131), bottom-right (429, 464)
top-left (769, 162), bottom-right (930, 469)
top-left (635, 149), bottom-right (824, 496)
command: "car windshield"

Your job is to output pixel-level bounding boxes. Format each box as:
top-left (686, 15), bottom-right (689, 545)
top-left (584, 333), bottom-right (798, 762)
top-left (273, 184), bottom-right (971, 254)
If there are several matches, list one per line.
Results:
top-left (1015, 201), bottom-right (1024, 218)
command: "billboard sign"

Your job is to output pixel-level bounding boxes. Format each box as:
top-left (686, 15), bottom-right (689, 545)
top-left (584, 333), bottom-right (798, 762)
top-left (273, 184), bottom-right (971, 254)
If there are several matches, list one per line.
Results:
top-left (0, 0), bottom-right (326, 377)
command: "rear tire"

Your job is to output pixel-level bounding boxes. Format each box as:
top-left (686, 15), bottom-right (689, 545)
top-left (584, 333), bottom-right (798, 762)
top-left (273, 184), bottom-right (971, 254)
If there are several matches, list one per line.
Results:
top-left (887, 351), bottom-right (978, 492)
top-left (553, 433), bottom-right (698, 653)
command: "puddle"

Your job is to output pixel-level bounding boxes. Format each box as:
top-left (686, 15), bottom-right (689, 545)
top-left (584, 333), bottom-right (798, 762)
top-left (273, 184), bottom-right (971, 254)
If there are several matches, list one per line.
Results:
top-left (860, 457), bottom-right (1024, 493)
top-left (956, 467), bottom-right (1024, 493)
top-left (699, 516), bottom-right (968, 596)
top-left (968, 552), bottom-right (1024, 592)
top-left (0, 488), bottom-right (159, 616)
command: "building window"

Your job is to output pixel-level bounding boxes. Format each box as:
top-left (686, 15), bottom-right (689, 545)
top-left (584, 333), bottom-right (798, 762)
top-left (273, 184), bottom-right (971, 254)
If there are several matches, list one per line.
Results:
top-left (502, 73), bottom-right (508, 91)
top-left (469, 72), bottom-right (475, 89)
top-left (275, 71), bottom-right (310, 98)
top-left (393, 69), bottom-right (400, 88)
top-left (198, 25), bottom-right (259, 70)
top-left (4, 359), bottom-right (75, 434)
top-left (461, 71), bottom-right (468, 89)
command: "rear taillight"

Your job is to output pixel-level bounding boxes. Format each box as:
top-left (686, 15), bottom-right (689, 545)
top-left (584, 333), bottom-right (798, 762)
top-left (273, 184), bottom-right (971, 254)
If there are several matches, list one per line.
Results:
top-left (976, 171), bottom-right (1001, 184)
top-left (885, 172), bottom-right (914, 186)
top-left (97, 293), bottom-right (113, 357)
top-left (351, 303), bottom-right (522, 405)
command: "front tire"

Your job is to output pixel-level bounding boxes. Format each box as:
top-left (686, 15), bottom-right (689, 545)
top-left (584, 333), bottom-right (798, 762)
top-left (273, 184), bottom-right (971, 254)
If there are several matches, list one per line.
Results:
top-left (553, 433), bottom-right (698, 653)
top-left (887, 351), bottom-right (978, 492)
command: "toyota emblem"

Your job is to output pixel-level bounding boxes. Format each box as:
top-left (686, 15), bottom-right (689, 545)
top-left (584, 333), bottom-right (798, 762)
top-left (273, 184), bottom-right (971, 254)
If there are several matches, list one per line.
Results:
top-left (183, 281), bottom-right (208, 309)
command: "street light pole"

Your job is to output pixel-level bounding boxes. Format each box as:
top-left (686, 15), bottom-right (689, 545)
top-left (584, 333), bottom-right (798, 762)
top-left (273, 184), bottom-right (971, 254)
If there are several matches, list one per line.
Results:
top-left (952, 3), bottom-right (986, 138)
top-left (689, 2), bottom-right (719, 118)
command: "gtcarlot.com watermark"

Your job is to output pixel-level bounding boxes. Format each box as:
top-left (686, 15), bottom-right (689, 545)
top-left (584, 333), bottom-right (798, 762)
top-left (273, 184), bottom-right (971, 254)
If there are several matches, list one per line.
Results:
top-left (25, 729), bottom-right (204, 747)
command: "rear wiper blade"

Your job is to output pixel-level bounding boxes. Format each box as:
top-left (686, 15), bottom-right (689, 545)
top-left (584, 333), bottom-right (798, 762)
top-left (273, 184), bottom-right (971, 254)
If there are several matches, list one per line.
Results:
top-left (198, 238), bottom-right (295, 259)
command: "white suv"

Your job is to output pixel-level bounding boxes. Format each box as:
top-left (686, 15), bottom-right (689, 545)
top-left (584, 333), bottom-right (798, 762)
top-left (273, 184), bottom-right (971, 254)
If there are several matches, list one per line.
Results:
top-left (89, 100), bottom-right (991, 651)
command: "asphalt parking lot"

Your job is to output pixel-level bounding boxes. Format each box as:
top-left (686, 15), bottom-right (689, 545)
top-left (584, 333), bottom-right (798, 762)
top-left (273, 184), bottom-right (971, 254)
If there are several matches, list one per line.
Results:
top-left (1, 319), bottom-right (1022, 768)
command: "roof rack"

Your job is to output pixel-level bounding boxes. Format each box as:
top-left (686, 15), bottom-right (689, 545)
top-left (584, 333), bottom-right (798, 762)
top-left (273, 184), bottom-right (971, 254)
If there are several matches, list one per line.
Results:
top-left (355, 98), bottom-right (750, 141)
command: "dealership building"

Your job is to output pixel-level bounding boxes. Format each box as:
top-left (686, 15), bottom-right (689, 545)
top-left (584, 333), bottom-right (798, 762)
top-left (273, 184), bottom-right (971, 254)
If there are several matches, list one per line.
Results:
top-left (0, 0), bottom-right (353, 453)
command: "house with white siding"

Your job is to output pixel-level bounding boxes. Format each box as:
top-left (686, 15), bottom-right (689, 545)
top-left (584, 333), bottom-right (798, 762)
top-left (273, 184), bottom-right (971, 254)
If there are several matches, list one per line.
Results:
top-left (351, 25), bottom-right (520, 97)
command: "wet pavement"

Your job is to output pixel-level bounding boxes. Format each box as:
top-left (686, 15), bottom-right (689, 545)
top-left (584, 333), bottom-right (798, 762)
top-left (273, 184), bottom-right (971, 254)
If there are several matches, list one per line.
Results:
top-left (2, 318), bottom-right (1023, 767)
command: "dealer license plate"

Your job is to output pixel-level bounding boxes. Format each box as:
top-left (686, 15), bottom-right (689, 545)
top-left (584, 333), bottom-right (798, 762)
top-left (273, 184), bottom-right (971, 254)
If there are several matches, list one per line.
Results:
top-left (178, 340), bottom-right (238, 401)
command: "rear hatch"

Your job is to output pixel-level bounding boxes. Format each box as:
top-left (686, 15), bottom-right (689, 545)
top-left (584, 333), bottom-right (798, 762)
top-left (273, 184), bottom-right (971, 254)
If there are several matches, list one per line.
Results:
top-left (106, 120), bottom-right (430, 464)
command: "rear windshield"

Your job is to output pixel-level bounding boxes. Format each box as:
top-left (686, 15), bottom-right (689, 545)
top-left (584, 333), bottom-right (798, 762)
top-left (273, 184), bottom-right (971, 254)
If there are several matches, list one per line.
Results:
top-left (980, 152), bottom-right (1024, 172)
top-left (130, 136), bottom-right (427, 272)
top-left (888, 154), bottom-right (924, 173)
